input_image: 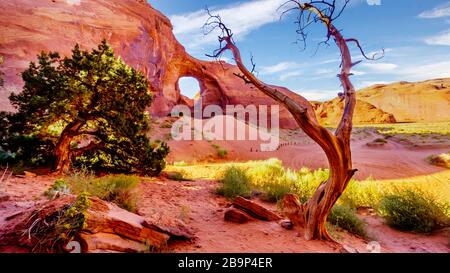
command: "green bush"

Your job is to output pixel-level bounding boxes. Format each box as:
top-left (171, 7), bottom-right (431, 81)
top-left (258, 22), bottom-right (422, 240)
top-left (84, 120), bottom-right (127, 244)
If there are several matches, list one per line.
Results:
top-left (28, 192), bottom-right (91, 252)
top-left (217, 166), bottom-right (252, 199)
top-left (339, 180), bottom-right (382, 209)
top-left (379, 189), bottom-right (449, 233)
top-left (44, 179), bottom-right (71, 199)
top-left (328, 205), bottom-right (367, 238)
top-left (217, 149), bottom-right (228, 159)
top-left (211, 144), bottom-right (228, 159)
top-left (46, 173), bottom-right (141, 212)
top-left (167, 170), bottom-right (192, 181)
top-left (293, 168), bottom-right (329, 203)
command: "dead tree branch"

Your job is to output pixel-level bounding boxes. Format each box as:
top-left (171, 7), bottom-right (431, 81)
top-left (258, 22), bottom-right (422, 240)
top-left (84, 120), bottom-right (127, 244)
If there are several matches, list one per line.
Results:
top-left (205, 0), bottom-right (382, 241)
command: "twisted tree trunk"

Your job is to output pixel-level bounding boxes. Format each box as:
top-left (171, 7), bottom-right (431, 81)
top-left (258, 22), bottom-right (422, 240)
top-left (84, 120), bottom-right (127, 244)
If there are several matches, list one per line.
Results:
top-left (205, 1), bottom-right (362, 240)
top-left (53, 120), bottom-right (85, 174)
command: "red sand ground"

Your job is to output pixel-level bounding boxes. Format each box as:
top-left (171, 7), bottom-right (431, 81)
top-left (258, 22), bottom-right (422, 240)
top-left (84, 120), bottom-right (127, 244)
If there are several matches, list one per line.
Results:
top-left (1, 117), bottom-right (448, 253)
top-left (1, 174), bottom-right (448, 253)
top-left (164, 116), bottom-right (449, 180)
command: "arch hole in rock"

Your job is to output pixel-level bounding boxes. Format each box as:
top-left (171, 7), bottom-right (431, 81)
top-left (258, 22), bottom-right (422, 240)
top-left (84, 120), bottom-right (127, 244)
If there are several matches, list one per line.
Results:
top-left (178, 76), bottom-right (201, 100)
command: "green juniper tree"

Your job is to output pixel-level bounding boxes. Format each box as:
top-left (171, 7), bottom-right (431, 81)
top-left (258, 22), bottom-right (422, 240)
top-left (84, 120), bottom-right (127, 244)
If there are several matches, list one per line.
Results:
top-left (4, 40), bottom-right (168, 174)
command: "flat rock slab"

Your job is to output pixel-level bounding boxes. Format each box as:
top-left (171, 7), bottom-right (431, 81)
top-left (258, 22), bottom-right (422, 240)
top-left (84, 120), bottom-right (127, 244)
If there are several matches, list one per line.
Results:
top-left (0, 195), bottom-right (194, 253)
top-left (233, 196), bottom-right (281, 221)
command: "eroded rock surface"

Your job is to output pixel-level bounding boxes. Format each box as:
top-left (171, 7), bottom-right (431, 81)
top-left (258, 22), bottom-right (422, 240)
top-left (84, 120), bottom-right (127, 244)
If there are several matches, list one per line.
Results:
top-left (0, 195), bottom-right (194, 253)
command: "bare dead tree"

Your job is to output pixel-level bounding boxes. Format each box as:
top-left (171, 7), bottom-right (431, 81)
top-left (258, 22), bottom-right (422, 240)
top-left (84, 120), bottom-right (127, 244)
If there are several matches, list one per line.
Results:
top-left (204, 0), bottom-right (383, 241)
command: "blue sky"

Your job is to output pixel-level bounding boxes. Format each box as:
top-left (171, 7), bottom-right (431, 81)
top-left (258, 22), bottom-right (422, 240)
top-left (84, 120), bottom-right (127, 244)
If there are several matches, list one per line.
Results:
top-left (149, 0), bottom-right (450, 100)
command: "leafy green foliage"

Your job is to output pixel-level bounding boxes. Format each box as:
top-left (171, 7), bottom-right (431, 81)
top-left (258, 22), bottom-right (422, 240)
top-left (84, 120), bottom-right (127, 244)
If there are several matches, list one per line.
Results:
top-left (217, 166), bottom-right (252, 199)
top-left (1, 41), bottom-right (168, 174)
top-left (166, 170), bottom-right (192, 181)
top-left (44, 179), bottom-right (71, 199)
top-left (48, 173), bottom-right (141, 212)
top-left (28, 192), bottom-right (91, 253)
top-left (211, 144), bottom-right (228, 159)
top-left (328, 205), bottom-right (367, 238)
top-left (379, 189), bottom-right (449, 233)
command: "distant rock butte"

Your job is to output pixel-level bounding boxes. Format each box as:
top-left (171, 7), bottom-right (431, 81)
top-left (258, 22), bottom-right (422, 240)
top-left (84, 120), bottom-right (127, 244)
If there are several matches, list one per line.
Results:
top-left (313, 78), bottom-right (450, 125)
top-left (312, 99), bottom-right (397, 126)
top-left (1, 0), bottom-right (449, 128)
top-left (356, 79), bottom-right (450, 123)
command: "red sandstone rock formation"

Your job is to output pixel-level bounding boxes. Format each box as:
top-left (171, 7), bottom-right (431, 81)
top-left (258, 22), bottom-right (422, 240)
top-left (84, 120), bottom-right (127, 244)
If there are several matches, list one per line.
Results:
top-left (0, 195), bottom-right (194, 253)
top-left (0, 0), bottom-right (314, 128)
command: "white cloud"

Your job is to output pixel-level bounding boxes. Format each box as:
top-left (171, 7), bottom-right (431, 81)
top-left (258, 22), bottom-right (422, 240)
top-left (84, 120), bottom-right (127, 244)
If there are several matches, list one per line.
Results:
top-left (425, 29), bottom-right (450, 46)
top-left (279, 70), bottom-right (303, 81)
top-left (296, 90), bottom-right (338, 101)
top-left (170, 0), bottom-right (288, 49)
top-left (315, 68), bottom-right (335, 75)
top-left (394, 60), bottom-right (450, 81)
top-left (361, 62), bottom-right (398, 72)
top-left (66, 0), bottom-right (81, 5)
top-left (418, 2), bottom-right (450, 19)
top-left (351, 70), bottom-right (367, 76)
top-left (366, 0), bottom-right (381, 6)
top-left (260, 61), bottom-right (299, 75)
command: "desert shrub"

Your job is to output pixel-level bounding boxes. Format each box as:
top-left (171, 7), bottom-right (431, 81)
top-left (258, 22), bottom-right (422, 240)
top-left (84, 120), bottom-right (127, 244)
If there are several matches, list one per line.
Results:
top-left (46, 173), bottom-right (141, 212)
top-left (74, 139), bottom-right (169, 176)
top-left (374, 138), bottom-right (387, 144)
top-left (173, 161), bottom-right (188, 166)
top-left (328, 205), bottom-right (367, 238)
top-left (217, 166), bottom-right (252, 199)
top-left (339, 180), bottom-right (382, 209)
top-left (44, 179), bottom-right (71, 199)
top-left (211, 144), bottom-right (228, 159)
top-left (28, 192), bottom-right (91, 252)
top-left (245, 159), bottom-right (292, 202)
top-left (257, 174), bottom-right (294, 202)
top-left (426, 152), bottom-right (450, 169)
top-left (167, 170), bottom-right (192, 181)
top-left (379, 189), bottom-right (449, 233)
top-left (294, 168), bottom-right (329, 203)
top-left (217, 149), bottom-right (228, 158)
top-left (246, 158), bottom-right (285, 185)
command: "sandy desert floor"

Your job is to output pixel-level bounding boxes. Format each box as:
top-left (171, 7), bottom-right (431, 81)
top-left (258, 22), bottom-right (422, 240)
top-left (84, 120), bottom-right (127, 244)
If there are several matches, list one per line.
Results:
top-left (0, 174), bottom-right (448, 253)
top-left (0, 118), bottom-right (449, 253)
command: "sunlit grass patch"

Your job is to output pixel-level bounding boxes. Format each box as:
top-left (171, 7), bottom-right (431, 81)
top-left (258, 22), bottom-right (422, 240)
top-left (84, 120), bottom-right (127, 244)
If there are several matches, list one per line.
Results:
top-left (355, 122), bottom-right (450, 135)
top-left (379, 188), bottom-right (449, 233)
top-left (45, 173), bottom-right (141, 212)
top-left (217, 166), bottom-right (252, 199)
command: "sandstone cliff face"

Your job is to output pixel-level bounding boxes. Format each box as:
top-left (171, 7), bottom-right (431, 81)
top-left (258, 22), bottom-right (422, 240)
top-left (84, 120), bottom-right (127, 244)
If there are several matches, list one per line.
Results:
top-left (313, 99), bottom-right (396, 126)
top-left (313, 78), bottom-right (450, 125)
top-left (357, 79), bottom-right (450, 122)
top-left (2, 1), bottom-right (447, 129)
top-left (0, 0), bottom-right (314, 129)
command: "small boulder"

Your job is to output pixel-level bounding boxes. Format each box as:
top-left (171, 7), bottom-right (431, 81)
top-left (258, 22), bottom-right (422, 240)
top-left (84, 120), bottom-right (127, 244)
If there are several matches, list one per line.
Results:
top-left (224, 208), bottom-right (253, 224)
top-left (280, 219), bottom-right (294, 230)
top-left (0, 192), bottom-right (10, 203)
top-left (24, 171), bottom-right (37, 177)
top-left (233, 196), bottom-right (281, 221)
